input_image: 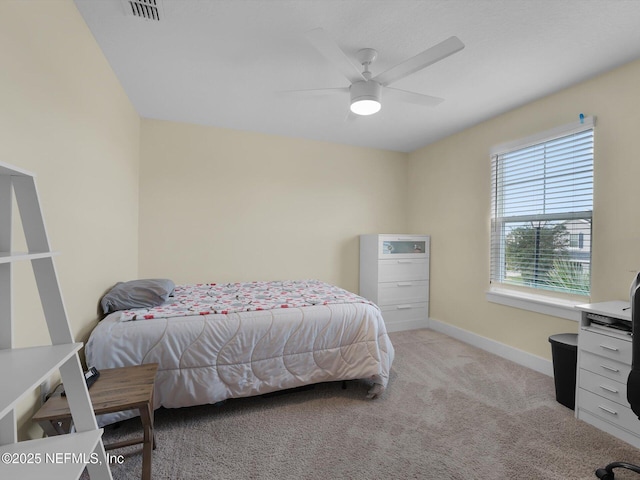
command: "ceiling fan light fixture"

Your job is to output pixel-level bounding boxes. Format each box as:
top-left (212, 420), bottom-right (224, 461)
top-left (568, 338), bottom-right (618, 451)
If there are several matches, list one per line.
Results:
top-left (350, 99), bottom-right (381, 116)
top-left (350, 80), bottom-right (381, 116)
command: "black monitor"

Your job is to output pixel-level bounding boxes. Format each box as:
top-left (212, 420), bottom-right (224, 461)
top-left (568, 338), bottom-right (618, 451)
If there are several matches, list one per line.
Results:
top-left (628, 272), bottom-right (640, 417)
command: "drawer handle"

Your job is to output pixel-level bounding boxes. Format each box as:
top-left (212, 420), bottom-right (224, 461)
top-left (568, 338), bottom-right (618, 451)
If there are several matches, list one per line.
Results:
top-left (598, 405), bottom-right (618, 416)
top-left (397, 260), bottom-right (413, 264)
top-left (599, 384), bottom-right (619, 394)
top-left (396, 305), bottom-right (413, 310)
top-left (397, 282), bottom-right (413, 287)
top-left (600, 364), bottom-right (620, 373)
top-left (600, 344), bottom-right (619, 352)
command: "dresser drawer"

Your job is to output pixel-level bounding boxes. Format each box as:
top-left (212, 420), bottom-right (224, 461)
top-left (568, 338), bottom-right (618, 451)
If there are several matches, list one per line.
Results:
top-left (579, 350), bottom-right (631, 383)
top-left (380, 302), bottom-right (428, 325)
top-left (579, 329), bottom-right (631, 364)
top-left (377, 280), bottom-right (428, 306)
top-left (579, 369), bottom-right (628, 406)
top-left (378, 236), bottom-right (429, 259)
top-left (578, 389), bottom-right (638, 433)
top-left (379, 259), bottom-right (428, 282)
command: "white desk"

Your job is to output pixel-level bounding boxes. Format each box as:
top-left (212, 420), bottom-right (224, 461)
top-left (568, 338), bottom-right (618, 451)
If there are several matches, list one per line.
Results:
top-left (575, 301), bottom-right (639, 448)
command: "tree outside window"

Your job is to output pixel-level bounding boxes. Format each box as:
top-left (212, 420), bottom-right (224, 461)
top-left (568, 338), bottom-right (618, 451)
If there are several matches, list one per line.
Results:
top-left (504, 221), bottom-right (589, 294)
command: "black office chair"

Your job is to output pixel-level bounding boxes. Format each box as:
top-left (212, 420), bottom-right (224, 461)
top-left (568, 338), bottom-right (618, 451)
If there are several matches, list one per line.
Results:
top-left (595, 274), bottom-right (640, 479)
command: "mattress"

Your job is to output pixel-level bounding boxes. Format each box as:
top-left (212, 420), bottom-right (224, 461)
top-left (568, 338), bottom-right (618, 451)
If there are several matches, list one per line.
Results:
top-left (85, 280), bottom-right (394, 423)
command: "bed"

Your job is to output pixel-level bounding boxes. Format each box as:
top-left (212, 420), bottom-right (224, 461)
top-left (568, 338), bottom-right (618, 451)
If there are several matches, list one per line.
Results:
top-left (85, 279), bottom-right (394, 424)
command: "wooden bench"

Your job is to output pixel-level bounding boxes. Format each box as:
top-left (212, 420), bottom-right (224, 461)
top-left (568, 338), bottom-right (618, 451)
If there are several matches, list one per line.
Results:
top-left (33, 363), bottom-right (158, 480)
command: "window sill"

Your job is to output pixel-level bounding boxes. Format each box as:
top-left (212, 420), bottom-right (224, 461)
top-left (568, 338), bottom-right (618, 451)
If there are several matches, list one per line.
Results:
top-left (486, 288), bottom-right (584, 321)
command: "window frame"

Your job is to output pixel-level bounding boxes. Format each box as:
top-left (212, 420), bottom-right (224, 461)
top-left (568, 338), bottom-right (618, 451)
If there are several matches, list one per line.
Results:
top-left (487, 117), bottom-right (595, 319)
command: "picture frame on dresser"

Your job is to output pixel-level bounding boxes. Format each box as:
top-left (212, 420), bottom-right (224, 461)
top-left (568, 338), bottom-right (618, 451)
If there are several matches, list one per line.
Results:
top-left (359, 234), bottom-right (430, 332)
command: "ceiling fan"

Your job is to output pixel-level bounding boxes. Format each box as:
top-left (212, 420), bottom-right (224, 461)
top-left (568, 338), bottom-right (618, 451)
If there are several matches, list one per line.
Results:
top-left (293, 28), bottom-right (465, 116)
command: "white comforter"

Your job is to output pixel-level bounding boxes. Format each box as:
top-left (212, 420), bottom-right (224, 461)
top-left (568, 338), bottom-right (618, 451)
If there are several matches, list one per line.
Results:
top-left (86, 300), bottom-right (394, 422)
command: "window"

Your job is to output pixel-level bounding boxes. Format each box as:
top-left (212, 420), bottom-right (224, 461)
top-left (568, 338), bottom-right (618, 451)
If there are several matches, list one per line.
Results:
top-left (490, 118), bottom-right (594, 297)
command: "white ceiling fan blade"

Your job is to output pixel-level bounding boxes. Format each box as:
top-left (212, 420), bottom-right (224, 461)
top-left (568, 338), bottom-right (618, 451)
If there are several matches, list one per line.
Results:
top-left (277, 87), bottom-right (349, 97)
top-left (373, 36), bottom-right (464, 87)
top-left (385, 88), bottom-right (444, 107)
top-left (305, 28), bottom-right (365, 84)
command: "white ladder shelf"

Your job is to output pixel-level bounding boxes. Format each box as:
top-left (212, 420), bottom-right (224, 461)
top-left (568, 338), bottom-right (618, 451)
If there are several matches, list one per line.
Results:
top-left (0, 161), bottom-right (112, 479)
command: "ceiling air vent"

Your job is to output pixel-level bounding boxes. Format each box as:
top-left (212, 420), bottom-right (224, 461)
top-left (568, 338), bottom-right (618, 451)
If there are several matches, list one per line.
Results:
top-left (124, 0), bottom-right (163, 21)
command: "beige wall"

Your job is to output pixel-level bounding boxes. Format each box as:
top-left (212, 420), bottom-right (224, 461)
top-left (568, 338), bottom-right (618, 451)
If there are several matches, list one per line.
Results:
top-left (0, 1), bottom-right (140, 437)
top-left (139, 119), bottom-right (407, 293)
top-left (407, 59), bottom-right (640, 360)
top-left (5, 0), bottom-right (640, 440)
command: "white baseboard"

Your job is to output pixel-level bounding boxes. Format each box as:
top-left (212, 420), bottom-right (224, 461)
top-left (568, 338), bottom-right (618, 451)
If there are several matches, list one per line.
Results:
top-left (427, 317), bottom-right (554, 377)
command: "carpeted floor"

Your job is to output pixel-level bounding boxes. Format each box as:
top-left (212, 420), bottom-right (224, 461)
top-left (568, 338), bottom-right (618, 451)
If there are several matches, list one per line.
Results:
top-left (98, 328), bottom-right (640, 479)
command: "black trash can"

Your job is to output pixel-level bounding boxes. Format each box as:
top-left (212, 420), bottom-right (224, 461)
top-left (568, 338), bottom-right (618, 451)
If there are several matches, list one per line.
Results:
top-left (548, 333), bottom-right (578, 410)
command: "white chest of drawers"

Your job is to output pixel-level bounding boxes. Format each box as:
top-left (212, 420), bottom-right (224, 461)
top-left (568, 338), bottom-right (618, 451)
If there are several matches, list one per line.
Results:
top-left (575, 301), bottom-right (640, 448)
top-left (359, 234), bottom-right (430, 332)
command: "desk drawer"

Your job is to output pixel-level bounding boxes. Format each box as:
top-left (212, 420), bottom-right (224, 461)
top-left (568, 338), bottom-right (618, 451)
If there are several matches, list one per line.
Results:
top-left (377, 280), bottom-right (428, 306)
top-left (579, 369), bottom-right (628, 406)
top-left (579, 350), bottom-right (631, 383)
top-left (578, 389), bottom-right (637, 433)
top-left (379, 259), bottom-right (428, 282)
top-left (579, 330), bottom-right (631, 364)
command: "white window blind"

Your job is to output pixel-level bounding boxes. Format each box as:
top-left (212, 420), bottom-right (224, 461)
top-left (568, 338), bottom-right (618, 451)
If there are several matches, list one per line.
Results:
top-left (490, 118), bottom-right (594, 296)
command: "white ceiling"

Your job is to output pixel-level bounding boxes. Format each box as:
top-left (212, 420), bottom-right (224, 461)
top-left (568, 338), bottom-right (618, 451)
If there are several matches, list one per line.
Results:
top-left (74, 0), bottom-right (640, 153)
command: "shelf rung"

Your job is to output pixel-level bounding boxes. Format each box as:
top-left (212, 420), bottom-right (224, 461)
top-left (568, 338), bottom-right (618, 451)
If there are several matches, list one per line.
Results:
top-left (0, 161), bottom-right (34, 177)
top-left (0, 429), bottom-right (106, 479)
top-left (0, 344), bottom-right (82, 419)
top-left (0, 252), bottom-right (59, 264)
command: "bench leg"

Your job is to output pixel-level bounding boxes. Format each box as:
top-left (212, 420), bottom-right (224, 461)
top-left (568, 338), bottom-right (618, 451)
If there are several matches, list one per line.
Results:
top-left (39, 420), bottom-right (63, 437)
top-left (139, 403), bottom-right (154, 480)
